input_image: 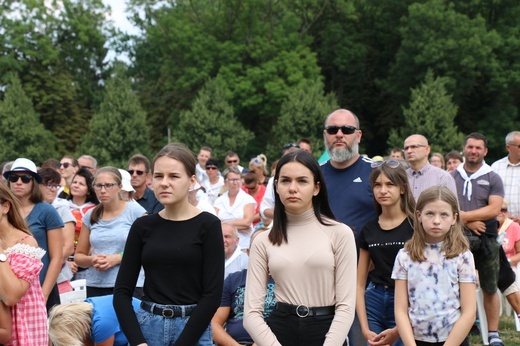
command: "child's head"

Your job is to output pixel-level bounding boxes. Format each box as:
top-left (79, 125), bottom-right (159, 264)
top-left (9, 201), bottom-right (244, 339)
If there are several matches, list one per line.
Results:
top-left (406, 186), bottom-right (469, 261)
top-left (48, 302), bottom-right (93, 346)
top-left (369, 161), bottom-right (415, 217)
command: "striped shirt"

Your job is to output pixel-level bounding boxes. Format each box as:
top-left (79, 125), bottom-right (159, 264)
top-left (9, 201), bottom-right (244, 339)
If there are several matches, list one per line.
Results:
top-left (406, 163), bottom-right (458, 202)
top-left (491, 156), bottom-right (520, 218)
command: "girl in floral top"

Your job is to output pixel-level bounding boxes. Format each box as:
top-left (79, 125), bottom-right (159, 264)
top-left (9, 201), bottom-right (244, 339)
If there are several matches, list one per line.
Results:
top-left (0, 183), bottom-right (47, 346)
top-left (392, 186), bottom-right (477, 346)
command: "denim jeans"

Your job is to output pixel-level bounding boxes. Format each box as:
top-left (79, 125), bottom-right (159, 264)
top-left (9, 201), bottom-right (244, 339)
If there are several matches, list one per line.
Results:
top-left (136, 303), bottom-right (213, 345)
top-left (365, 282), bottom-right (403, 346)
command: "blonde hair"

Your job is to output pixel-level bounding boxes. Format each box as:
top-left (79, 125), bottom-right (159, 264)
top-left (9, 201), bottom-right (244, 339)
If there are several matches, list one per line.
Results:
top-left (48, 302), bottom-right (93, 346)
top-left (249, 154), bottom-right (268, 176)
top-left (405, 186), bottom-right (469, 262)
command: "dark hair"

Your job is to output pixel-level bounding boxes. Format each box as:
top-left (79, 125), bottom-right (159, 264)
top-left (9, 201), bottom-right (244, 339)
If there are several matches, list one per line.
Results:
top-left (225, 151), bottom-right (238, 159)
top-left (298, 138), bottom-right (312, 147)
top-left (206, 158), bottom-right (219, 168)
top-left (269, 151), bottom-right (336, 246)
top-left (243, 172), bottom-right (258, 185)
top-left (68, 168), bottom-right (98, 205)
top-left (445, 150), bottom-right (463, 163)
top-left (369, 163), bottom-right (415, 219)
top-left (464, 132), bottom-right (487, 148)
top-left (41, 158), bottom-right (60, 170)
top-left (90, 167), bottom-right (122, 225)
top-left (128, 154), bottom-right (151, 173)
top-left (153, 143), bottom-right (196, 177)
top-left (38, 168), bottom-right (61, 185)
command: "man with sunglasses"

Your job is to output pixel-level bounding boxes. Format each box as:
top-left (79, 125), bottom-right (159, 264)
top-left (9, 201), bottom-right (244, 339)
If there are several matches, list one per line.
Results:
top-left (492, 131), bottom-right (520, 223)
top-left (127, 154), bottom-right (163, 214)
top-left (403, 134), bottom-right (457, 201)
top-left (321, 108), bottom-right (375, 346)
top-left (224, 151), bottom-right (246, 173)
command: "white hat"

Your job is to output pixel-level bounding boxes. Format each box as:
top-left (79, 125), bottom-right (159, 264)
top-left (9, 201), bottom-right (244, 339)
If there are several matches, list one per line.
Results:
top-left (118, 169), bottom-right (135, 192)
top-left (4, 158), bottom-right (42, 183)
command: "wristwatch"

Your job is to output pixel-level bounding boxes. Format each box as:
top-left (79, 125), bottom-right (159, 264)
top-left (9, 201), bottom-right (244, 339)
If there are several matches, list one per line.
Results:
top-left (0, 254), bottom-right (7, 262)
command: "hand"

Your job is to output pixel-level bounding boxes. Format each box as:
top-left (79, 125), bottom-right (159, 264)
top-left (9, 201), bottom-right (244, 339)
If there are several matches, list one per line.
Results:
top-left (362, 329), bottom-right (378, 343)
top-left (68, 261), bottom-right (78, 274)
top-left (369, 327), bottom-right (399, 346)
top-left (92, 254), bottom-right (110, 271)
top-left (466, 221), bottom-right (486, 235)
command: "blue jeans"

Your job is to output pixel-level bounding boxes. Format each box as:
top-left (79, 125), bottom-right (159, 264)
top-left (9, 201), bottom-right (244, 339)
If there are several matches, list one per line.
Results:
top-left (136, 303), bottom-right (213, 345)
top-left (365, 282), bottom-right (403, 346)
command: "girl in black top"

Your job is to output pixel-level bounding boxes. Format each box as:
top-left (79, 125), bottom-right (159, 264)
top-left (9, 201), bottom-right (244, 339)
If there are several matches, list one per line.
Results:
top-left (356, 160), bottom-right (416, 346)
top-left (114, 143), bottom-right (224, 346)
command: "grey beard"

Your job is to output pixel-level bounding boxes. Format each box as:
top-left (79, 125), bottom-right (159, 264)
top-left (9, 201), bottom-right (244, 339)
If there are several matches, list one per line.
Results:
top-left (326, 140), bottom-right (359, 163)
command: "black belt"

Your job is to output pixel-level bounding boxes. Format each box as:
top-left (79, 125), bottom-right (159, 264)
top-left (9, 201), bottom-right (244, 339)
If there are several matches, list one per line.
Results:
top-left (275, 302), bottom-right (335, 318)
top-left (140, 301), bottom-right (195, 318)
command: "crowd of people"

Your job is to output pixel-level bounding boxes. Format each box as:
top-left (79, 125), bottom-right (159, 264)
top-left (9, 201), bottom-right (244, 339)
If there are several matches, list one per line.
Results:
top-left (0, 109), bottom-right (517, 346)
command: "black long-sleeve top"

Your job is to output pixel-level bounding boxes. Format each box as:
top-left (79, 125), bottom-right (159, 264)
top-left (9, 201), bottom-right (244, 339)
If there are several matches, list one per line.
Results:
top-left (113, 212), bottom-right (224, 345)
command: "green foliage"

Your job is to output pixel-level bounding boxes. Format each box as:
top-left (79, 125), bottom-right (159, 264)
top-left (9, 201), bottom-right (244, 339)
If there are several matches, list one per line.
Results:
top-left (171, 77), bottom-right (254, 162)
top-left (76, 65), bottom-right (151, 167)
top-left (0, 74), bottom-right (58, 163)
top-left (268, 80), bottom-right (338, 159)
top-left (387, 70), bottom-right (464, 154)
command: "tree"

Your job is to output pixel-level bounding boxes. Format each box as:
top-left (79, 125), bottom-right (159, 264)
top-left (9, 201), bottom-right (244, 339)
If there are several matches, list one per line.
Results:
top-left (76, 65), bottom-right (151, 167)
top-left (387, 70), bottom-right (464, 154)
top-left (267, 80), bottom-right (338, 159)
top-left (171, 77), bottom-right (253, 161)
top-left (0, 75), bottom-right (58, 163)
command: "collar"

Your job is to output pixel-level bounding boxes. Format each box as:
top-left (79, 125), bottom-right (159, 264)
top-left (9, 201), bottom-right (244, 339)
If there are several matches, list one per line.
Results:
top-left (456, 163), bottom-right (493, 201)
top-left (411, 162), bottom-right (431, 176)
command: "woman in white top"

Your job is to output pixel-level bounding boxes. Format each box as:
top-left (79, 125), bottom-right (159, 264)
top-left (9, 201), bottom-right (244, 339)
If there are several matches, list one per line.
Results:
top-left (214, 166), bottom-right (255, 249)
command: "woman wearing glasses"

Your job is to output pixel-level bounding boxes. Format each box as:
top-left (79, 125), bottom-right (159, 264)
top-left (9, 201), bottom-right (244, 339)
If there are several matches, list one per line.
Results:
top-left (244, 150), bottom-right (357, 345)
top-left (214, 166), bottom-right (256, 249)
top-left (249, 154), bottom-right (270, 186)
top-left (75, 167), bottom-right (146, 297)
top-left (356, 160), bottom-right (415, 346)
top-left (4, 158), bottom-right (64, 311)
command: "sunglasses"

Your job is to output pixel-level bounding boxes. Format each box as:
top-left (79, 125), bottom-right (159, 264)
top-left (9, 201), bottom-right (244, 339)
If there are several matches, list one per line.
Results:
top-left (93, 183), bottom-right (119, 191)
top-left (8, 174), bottom-right (34, 184)
top-left (324, 125), bottom-right (358, 135)
top-left (283, 143), bottom-right (300, 150)
top-left (226, 159), bottom-right (238, 164)
top-left (56, 162), bottom-right (73, 169)
top-left (206, 166), bottom-right (218, 170)
top-left (501, 207), bottom-right (508, 213)
top-left (371, 160), bottom-right (401, 169)
top-left (128, 170), bottom-right (145, 176)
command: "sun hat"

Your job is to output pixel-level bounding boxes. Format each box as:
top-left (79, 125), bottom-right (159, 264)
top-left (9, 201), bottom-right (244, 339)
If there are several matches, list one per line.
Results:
top-left (3, 158), bottom-right (42, 183)
top-left (118, 169), bottom-right (135, 192)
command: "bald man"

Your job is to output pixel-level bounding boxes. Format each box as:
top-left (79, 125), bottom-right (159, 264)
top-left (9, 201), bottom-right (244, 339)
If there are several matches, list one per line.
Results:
top-left (403, 134), bottom-right (457, 201)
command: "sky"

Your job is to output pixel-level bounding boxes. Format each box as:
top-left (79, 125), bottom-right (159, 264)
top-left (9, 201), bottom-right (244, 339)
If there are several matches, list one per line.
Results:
top-left (103, 0), bottom-right (139, 35)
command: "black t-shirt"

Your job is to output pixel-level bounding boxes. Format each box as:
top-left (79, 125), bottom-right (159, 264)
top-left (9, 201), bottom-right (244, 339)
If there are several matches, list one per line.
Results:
top-left (358, 217), bottom-right (414, 287)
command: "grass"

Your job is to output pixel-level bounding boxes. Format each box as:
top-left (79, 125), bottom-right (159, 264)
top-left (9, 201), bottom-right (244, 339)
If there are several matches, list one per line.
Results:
top-left (469, 315), bottom-right (520, 345)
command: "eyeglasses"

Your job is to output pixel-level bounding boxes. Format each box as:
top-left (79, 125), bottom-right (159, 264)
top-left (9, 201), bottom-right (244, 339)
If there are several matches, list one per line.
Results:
top-left (226, 178), bottom-right (241, 183)
top-left (507, 143), bottom-right (520, 148)
top-left (93, 183), bottom-right (119, 191)
top-left (80, 165), bottom-right (94, 170)
top-left (128, 170), bottom-right (145, 176)
top-left (283, 143), bottom-right (300, 150)
top-left (8, 174), bottom-right (34, 184)
top-left (56, 162), bottom-right (72, 169)
top-left (501, 207), bottom-right (508, 213)
top-left (45, 184), bottom-right (61, 190)
top-left (226, 159), bottom-right (238, 164)
top-left (206, 166), bottom-right (218, 170)
top-left (324, 125), bottom-right (358, 135)
top-left (403, 144), bottom-right (427, 151)
top-left (371, 160), bottom-right (401, 169)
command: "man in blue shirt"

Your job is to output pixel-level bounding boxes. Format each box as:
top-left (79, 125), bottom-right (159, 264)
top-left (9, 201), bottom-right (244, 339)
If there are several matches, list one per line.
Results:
top-left (128, 154), bottom-right (163, 214)
top-left (321, 109), bottom-right (376, 346)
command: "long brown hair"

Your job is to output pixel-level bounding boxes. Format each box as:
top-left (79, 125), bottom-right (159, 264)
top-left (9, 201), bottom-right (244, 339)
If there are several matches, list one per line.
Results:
top-left (0, 184), bottom-right (31, 235)
top-left (152, 143), bottom-right (196, 177)
top-left (405, 186), bottom-right (469, 262)
top-left (369, 163), bottom-right (415, 219)
top-left (90, 167), bottom-right (122, 225)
